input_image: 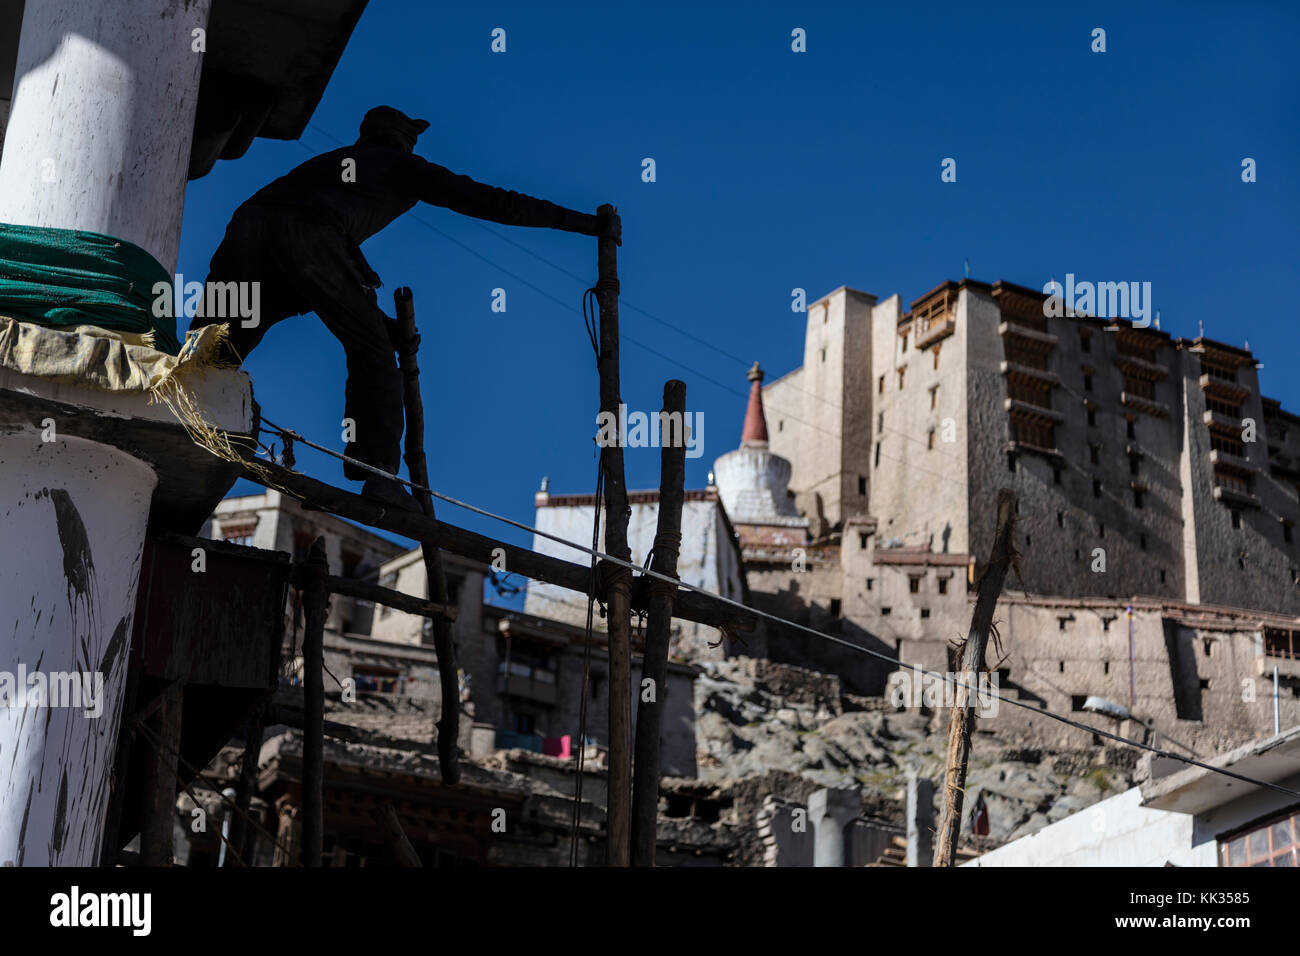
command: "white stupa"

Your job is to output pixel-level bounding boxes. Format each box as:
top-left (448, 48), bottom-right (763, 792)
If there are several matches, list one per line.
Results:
top-left (712, 363), bottom-right (809, 546)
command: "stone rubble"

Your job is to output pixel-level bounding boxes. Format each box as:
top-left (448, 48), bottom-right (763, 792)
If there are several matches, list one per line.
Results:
top-left (694, 657), bottom-right (1136, 848)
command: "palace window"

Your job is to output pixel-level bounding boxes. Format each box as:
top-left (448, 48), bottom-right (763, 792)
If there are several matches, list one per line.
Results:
top-left (1211, 433), bottom-right (1246, 458)
top-left (1122, 375), bottom-right (1155, 400)
top-left (1010, 414), bottom-right (1054, 451)
top-left (1206, 396), bottom-right (1242, 418)
top-left (1215, 470), bottom-right (1251, 497)
top-left (1116, 337), bottom-right (1158, 364)
top-left (1008, 378), bottom-right (1052, 409)
top-left (1201, 360), bottom-right (1237, 383)
top-left (1005, 340), bottom-right (1050, 370)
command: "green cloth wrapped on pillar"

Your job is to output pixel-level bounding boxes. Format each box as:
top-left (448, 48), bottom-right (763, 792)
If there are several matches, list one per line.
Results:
top-left (0, 222), bottom-right (180, 355)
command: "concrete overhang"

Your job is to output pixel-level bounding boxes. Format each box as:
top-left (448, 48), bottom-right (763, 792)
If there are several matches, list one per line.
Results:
top-left (0, 0), bottom-right (368, 179)
top-left (1139, 725), bottom-right (1300, 815)
top-left (189, 0), bottom-right (369, 178)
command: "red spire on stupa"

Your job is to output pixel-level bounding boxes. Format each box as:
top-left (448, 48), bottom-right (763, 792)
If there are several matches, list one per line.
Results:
top-left (742, 362), bottom-right (769, 445)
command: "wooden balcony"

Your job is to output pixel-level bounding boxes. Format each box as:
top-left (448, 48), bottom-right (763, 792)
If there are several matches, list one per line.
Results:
top-left (1120, 391), bottom-right (1170, 418)
top-left (1000, 360), bottom-right (1060, 386)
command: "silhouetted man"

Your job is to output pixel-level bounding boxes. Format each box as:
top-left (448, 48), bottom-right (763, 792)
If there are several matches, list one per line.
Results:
top-left (191, 106), bottom-right (618, 511)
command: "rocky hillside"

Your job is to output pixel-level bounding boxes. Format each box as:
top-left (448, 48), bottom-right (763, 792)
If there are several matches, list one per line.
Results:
top-left (694, 657), bottom-right (1138, 848)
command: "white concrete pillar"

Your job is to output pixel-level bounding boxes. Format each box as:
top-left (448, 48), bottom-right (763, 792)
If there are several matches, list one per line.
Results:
top-left (0, 0), bottom-right (211, 273)
top-left (0, 431), bottom-right (158, 865)
top-left (809, 788), bottom-right (859, 867)
top-left (906, 770), bottom-right (934, 867)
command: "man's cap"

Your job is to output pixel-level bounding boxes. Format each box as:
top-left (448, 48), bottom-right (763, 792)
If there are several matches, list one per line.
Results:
top-left (359, 106), bottom-right (431, 141)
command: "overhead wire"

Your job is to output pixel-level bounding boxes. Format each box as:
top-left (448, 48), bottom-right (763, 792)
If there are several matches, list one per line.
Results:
top-left (251, 415), bottom-right (1300, 803)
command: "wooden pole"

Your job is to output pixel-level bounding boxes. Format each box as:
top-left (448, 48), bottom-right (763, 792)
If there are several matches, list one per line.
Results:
top-left (375, 801), bottom-right (424, 867)
top-left (228, 451), bottom-right (757, 634)
top-left (97, 663), bottom-right (139, 866)
top-left (631, 380), bottom-right (687, 866)
top-left (225, 696), bottom-right (268, 866)
top-left (296, 535), bottom-right (328, 867)
top-left (139, 682), bottom-right (183, 866)
top-left (593, 204), bottom-right (633, 866)
top-left (394, 286), bottom-right (461, 786)
top-left (934, 489), bottom-right (1017, 866)
top-left (324, 574), bottom-right (457, 622)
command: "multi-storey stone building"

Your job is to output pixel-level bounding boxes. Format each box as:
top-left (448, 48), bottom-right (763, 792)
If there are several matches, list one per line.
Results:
top-left (709, 277), bottom-right (1300, 753)
top-left (764, 279), bottom-right (1300, 615)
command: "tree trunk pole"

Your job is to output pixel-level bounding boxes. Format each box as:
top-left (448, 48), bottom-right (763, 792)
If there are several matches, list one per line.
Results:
top-left (394, 287), bottom-right (462, 786)
top-left (375, 801), bottom-right (424, 867)
top-left (594, 204), bottom-right (633, 866)
top-left (139, 682), bottom-right (183, 866)
top-left (631, 380), bottom-right (687, 866)
top-left (934, 489), bottom-right (1017, 866)
top-left (297, 536), bottom-right (328, 867)
top-left (225, 695), bottom-right (268, 866)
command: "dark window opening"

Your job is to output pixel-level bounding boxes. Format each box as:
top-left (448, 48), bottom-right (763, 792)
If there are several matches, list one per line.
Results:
top-left (1057, 512), bottom-right (1065, 528)
top-left (1008, 451), bottom-right (1017, 474)
top-left (1126, 419), bottom-right (1136, 439)
top-left (920, 608), bottom-right (931, 619)
top-left (829, 598), bottom-right (841, 617)
top-left (938, 578), bottom-right (948, 594)
top-left (1231, 510), bottom-right (1241, 529)
top-left (909, 577), bottom-right (921, 594)
top-left (1093, 479), bottom-right (1102, 498)
top-left (1053, 467), bottom-right (1062, 485)
top-left (1087, 408), bottom-right (1097, 427)
top-left (858, 476), bottom-right (867, 495)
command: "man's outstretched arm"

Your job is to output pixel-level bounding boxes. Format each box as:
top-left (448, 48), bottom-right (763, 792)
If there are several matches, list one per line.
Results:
top-left (414, 157), bottom-right (618, 243)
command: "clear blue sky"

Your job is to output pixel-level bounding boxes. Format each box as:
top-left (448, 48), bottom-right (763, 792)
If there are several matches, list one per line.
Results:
top-left (178, 1), bottom-right (1300, 592)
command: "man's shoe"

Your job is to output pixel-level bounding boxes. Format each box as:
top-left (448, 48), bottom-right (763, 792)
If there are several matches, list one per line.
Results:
top-left (362, 477), bottom-right (422, 514)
